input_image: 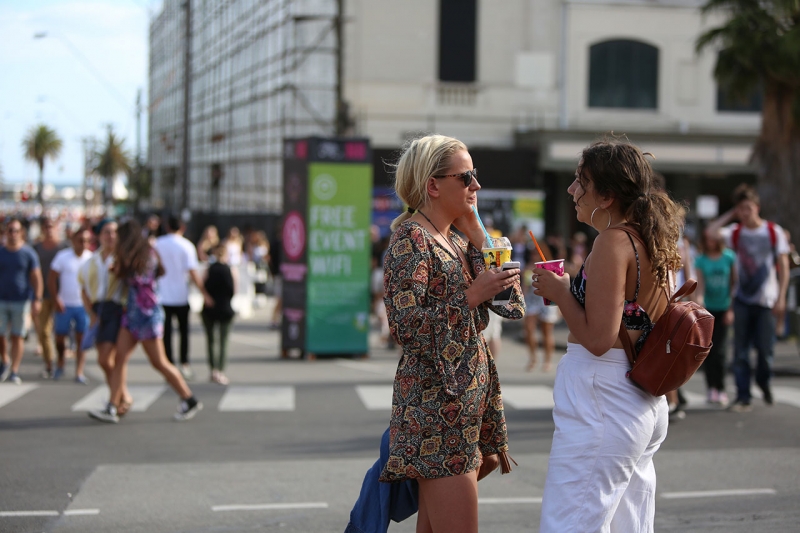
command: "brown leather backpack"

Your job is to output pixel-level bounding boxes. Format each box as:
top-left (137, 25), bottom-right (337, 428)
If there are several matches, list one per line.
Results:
top-left (618, 279), bottom-right (715, 396)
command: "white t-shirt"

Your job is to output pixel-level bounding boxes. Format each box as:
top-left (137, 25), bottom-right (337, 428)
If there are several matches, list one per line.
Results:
top-left (155, 233), bottom-right (199, 305)
top-left (50, 248), bottom-right (93, 307)
top-left (721, 221), bottom-right (789, 308)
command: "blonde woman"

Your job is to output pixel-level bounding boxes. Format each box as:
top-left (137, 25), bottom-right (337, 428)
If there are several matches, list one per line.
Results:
top-left (379, 134), bottom-right (525, 533)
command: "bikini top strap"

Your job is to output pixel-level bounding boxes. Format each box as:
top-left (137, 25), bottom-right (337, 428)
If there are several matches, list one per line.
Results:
top-left (625, 232), bottom-right (642, 302)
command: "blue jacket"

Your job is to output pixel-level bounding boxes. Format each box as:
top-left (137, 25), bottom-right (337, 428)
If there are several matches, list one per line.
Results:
top-left (344, 428), bottom-right (419, 533)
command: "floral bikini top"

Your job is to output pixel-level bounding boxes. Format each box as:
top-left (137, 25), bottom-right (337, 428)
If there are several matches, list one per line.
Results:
top-left (570, 232), bottom-right (654, 353)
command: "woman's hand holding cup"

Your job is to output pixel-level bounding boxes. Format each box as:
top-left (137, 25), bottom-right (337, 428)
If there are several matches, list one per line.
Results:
top-left (466, 267), bottom-right (520, 309)
top-left (532, 262), bottom-right (571, 305)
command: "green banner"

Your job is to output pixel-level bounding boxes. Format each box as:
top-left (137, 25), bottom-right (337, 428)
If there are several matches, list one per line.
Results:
top-left (306, 162), bottom-right (372, 353)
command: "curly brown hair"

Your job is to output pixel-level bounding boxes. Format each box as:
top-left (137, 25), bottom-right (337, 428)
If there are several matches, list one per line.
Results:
top-left (578, 139), bottom-right (685, 287)
top-left (114, 219), bottom-right (164, 280)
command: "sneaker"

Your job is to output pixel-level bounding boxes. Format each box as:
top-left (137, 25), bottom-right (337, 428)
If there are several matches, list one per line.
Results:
top-left (0, 361), bottom-right (8, 381)
top-left (728, 401), bottom-right (752, 413)
top-left (214, 372), bottom-right (230, 386)
top-left (668, 405), bottom-right (686, 422)
top-left (763, 388), bottom-right (774, 406)
top-left (174, 399), bottom-right (202, 421)
top-left (180, 365), bottom-right (194, 380)
top-left (707, 389), bottom-right (720, 404)
top-left (52, 367), bottom-right (65, 381)
top-left (41, 367), bottom-right (53, 379)
top-left (88, 404), bottom-right (119, 424)
top-left (718, 391), bottom-right (730, 407)
top-left (75, 375), bottom-right (89, 385)
top-left (5, 372), bottom-right (22, 385)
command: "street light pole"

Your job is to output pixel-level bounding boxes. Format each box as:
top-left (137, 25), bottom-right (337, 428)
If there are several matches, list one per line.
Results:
top-left (180, 0), bottom-right (192, 214)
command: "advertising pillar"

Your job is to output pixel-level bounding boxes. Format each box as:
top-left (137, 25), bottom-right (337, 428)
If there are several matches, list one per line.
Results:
top-left (281, 137), bottom-right (373, 357)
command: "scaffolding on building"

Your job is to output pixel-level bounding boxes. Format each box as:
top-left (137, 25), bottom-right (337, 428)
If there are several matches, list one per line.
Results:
top-left (147, 0), bottom-right (341, 217)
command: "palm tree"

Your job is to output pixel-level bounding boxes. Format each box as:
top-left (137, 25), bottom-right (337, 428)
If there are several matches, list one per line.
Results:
top-left (93, 127), bottom-right (132, 208)
top-left (22, 124), bottom-right (63, 208)
top-left (696, 0), bottom-right (800, 239)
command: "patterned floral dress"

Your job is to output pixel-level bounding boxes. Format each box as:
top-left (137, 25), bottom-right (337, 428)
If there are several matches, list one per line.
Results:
top-left (379, 221), bottom-right (525, 482)
top-left (121, 250), bottom-right (165, 341)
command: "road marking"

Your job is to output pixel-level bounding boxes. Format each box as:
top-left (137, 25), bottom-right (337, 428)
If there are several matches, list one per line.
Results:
top-left (71, 385), bottom-right (167, 412)
top-left (0, 383), bottom-right (38, 409)
top-left (679, 390), bottom-right (708, 409)
top-left (63, 509), bottom-right (100, 516)
top-left (773, 386), bottom-right (800, 408)
top-left (336, 360), bottom-right (394, 375)
top-left (218, 386), bottom-right (294, 411)
top-left (229, 333), bottom-right (272, 348)
top-left (0, 510), bottom-right (59, 517)
top-left (661, 488), bottom-right (776, 499)
top-left (501, 385), bottom-right (555, 410)
top-left (212, 502), bottom-right (329, 512)
top-left (479, 497), bottom-right (542, 504)
top-left (355, 385), bottom-right (393, 410)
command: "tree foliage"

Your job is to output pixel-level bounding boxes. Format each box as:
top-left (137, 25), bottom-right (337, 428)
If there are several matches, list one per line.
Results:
top-left (22, 124), bottom-right (63, 206)
top-left (93, 127), bottom-right (132, 204)
top-left (697, 0), bottom-right (800, 238)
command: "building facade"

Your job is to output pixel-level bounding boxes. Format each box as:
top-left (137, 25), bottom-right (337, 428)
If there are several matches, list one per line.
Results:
top-left (148, 0), bottom-right (761, 237)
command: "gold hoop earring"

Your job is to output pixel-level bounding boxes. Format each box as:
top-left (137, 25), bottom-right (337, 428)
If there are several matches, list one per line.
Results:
top-left (590, 207), bottom-right (612, 230)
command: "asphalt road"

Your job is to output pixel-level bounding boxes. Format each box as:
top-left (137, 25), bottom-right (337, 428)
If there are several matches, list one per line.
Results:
top-left (2, 301), bottom-right (800, 532)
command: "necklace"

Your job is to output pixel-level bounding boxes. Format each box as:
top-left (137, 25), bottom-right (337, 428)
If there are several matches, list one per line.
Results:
top-left (417, 210), bottom-right (463, 263)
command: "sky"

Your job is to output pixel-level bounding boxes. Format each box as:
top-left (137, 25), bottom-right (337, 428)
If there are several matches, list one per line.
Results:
top-left (0, 0), bottom-right (163, 187)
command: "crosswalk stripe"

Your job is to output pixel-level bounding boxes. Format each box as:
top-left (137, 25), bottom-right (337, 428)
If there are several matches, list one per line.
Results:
top-left (218, 386), bottom-right (294, 411)
top-left (679, 390), bottom-right (708, 409)
top-left (501, 385), bottom-right (555, 410)
top-left (71, 385), bottom-right (167, 412)
top-left (772, 386), bottom-right (800, 408)
top-left (355, 385), bottom-right (393, 410)
top-left (0, 383), bottom-right (38, 409)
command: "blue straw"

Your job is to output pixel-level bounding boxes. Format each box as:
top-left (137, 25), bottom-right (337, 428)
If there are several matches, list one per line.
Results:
top-left (472, 205), bottom-right (493, 245)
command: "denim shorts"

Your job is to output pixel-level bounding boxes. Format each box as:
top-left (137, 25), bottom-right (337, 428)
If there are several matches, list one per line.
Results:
top-left (0, 300), bottom-right (31, 337)
top-left (92, 301), bottom-right (123, 344)
top-left (55, 306), bottom-right (89, 336)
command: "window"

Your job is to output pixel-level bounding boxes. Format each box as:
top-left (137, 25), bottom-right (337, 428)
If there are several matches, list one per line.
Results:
top-left (438, 0), bottom-right (477, 82)
top-left (588, 40), bottom-right (658, 109)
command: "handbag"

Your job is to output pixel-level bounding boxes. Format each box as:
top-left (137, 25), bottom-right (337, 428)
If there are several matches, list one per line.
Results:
top-left (618, 279), bottom-right (715, 396)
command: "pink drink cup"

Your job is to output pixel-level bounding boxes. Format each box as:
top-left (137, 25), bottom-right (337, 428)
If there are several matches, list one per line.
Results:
top-left (535, 259), bottom-right (565, 305)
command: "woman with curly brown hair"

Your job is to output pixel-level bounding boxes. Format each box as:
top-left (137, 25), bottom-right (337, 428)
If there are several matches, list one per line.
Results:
top-left (89, 219), bottom-right (202, 423)
top-left (533, 139), bottom-right (684, 532)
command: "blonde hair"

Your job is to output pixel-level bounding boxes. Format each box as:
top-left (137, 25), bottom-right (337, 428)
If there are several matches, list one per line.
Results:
top-left (390, 134), bottom-right (468, 231)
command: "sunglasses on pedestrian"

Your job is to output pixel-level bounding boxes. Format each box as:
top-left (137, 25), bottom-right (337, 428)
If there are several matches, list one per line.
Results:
top-left (432, 168), bottom-right (478, 187)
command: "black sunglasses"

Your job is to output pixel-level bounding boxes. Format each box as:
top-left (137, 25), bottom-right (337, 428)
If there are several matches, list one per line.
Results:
top-left (433, 168), bottom-right (478, 187)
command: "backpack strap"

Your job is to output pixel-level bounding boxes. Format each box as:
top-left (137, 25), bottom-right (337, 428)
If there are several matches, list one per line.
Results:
top-left (618, 321), bottom-right (637, 366)
top-left (767, 221), bottom-right (777, 250)
top-left (618, 278), bottom-right (697, 367)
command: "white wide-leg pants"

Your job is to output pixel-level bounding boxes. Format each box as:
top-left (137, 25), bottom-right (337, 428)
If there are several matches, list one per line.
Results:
top-left (540, 343), bottom-right (668, 533)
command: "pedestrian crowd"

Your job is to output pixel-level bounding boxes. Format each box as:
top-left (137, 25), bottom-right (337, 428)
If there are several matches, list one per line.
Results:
top-left (0, 212), bottom-right (274, 424)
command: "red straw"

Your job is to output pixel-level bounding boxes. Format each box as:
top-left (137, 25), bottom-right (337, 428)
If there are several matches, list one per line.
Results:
top-left (529, 231), bottom-right (547, 262)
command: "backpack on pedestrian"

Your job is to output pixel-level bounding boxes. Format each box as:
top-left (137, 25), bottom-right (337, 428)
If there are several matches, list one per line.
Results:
top-left (614, 226), bottom-right (716, 396)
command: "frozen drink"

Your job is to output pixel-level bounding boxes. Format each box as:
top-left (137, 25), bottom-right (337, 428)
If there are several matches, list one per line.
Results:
top-left (482, 237), bottom-right (512, 269)
top-left (535, 259), bottom-right (565, 305)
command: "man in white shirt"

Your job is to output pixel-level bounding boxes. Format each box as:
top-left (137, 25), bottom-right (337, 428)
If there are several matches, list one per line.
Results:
top-left (706, 184), bottom-right (790, 412)
top-left (48, 228), bottom-right (93, 383)
top-left (155, 215), bottom-right (212, 379)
